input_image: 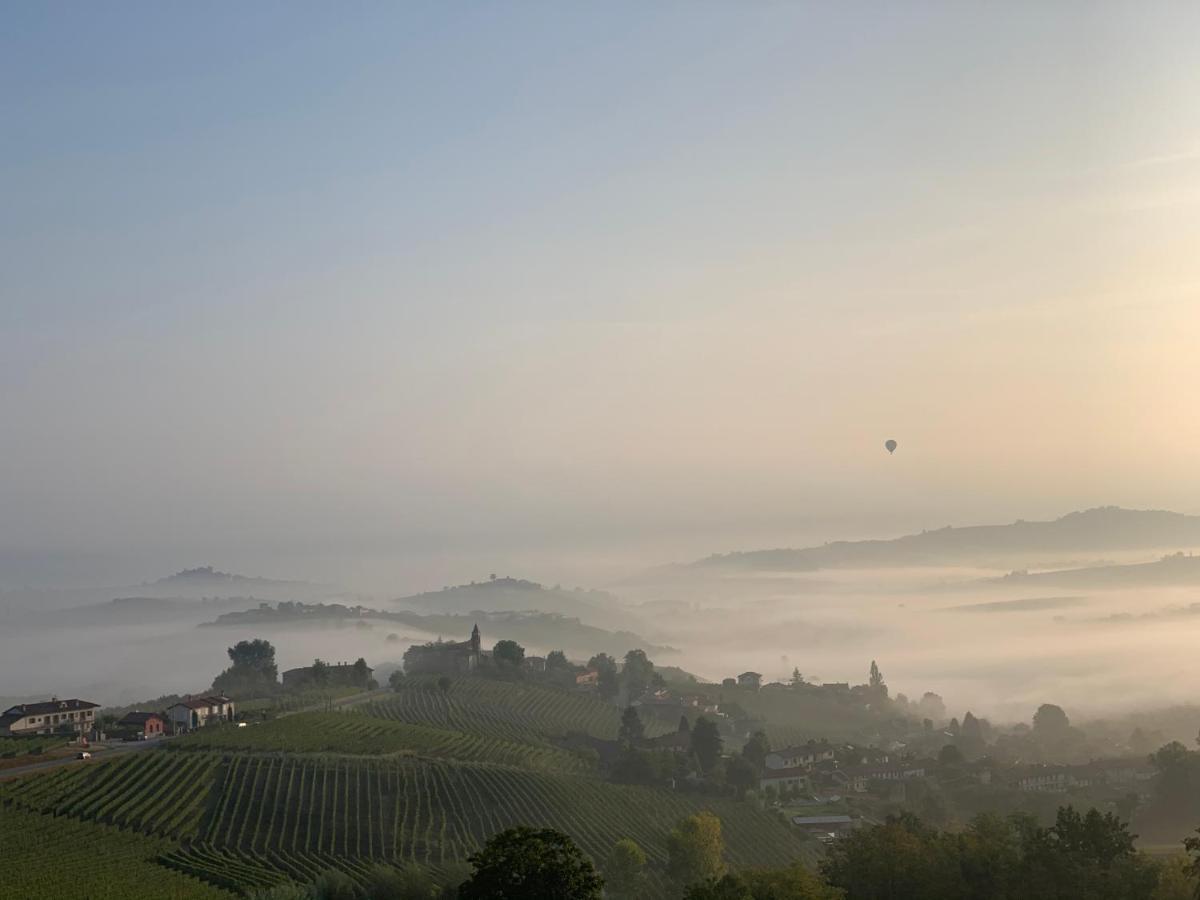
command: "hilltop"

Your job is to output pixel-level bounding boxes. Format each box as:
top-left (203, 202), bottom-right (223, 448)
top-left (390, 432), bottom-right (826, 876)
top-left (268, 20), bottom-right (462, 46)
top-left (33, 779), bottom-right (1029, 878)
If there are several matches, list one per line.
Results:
top-left (991, 551), bottom-right (1200, 590)
top-left (395, 576), bottom-right (642, 633)
top-left (692, 507), bottom-right (1200, 571)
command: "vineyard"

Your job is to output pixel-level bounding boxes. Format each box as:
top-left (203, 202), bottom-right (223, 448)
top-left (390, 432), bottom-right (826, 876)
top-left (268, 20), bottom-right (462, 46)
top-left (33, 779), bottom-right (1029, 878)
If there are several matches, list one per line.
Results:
top-left (0, 806), bottom-right (231, 899)
top-left (170, 713), bottom-right (587, 772)
top-left (174, 753), bottom-right (807, 889)
top-left (0, 750), bottom-right (220, 838)
top-left (0, 676), bottom-right (817, 897)
top-left (366, 677), bottom-right (673, 742)
top-left (1, 747), bottom-right (810, 897)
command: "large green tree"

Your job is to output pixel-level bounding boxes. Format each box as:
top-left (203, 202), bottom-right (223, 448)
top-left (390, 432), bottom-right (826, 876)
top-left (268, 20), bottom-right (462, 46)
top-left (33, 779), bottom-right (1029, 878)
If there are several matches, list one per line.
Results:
top-left (604, 838), bottom-right (647, 900)
top-left (587, 653), bottom-right (620, 701)
top-left (212, 638), bottom-right (278, 697)
top-left (458, 827), bottom-right (602, 900)
top-left (621, 649), bottom-right (655, 703)
top-left (668, 811), bottom-right (726, 887)
top-left (691, 716), bottom-right (723, 773)
top-left (618, 706), bottom-right (645, 749)
top-left (741, 730), bottom-right (770, 772)
top-left (493, 640), bottom-right (526, 668)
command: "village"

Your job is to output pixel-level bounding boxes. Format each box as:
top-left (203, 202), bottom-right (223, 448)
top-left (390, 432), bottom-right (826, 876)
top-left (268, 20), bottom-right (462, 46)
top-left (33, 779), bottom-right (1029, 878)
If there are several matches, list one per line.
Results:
top-left (0, 624), bottom-right (1163, 846)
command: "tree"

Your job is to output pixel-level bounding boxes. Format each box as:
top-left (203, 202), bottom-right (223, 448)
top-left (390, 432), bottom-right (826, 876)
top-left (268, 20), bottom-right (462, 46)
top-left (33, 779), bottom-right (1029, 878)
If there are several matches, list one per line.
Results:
top-left (364, 862), bottom-right (439, 899)
top-left (742, 730), bottom-right (770, 772)
top-left (619, 706), bottom-right (645, 749)
top-left (212, 638), bottom-right (279, 697)
top-left (228, 639), bottom-right (278, 678)
top-left (668, 811), bottom-right (726, 886)
top-left (682, 875), bottom-right (752, 900)
top-left (938, 744), bottom-right (964, 767)
top-left (311, 658), bottom-right (330, 686)
top-left (790, 667), bottom-right (805, 686)
top-left (604, 839), bottom-right (646, 899)
top-left (684, 865), bottom-right (840, 900)
top-left (458, 826), bottom-right (603, 900)
top-left (622, 649), bottom-right (655, 703)
top-left (868, 660), bottom-right (888, 700)
top-left (918, 692), bottom-right (947, 722)
top-left (313, 869), bottom-right (358, 900)
top-left (1033, 703), bottom-right (1070, 738)
top-left (389, 670), bottom-right (405, 690)
top-left (960, 711), bottom-right (986, 759)
top-left (546, 650), bottom-right (569, 671)
top-left (493, 640), bottom-right (525, 668)
top-left (691, 716), bottom-right (723, 773)
top-left (725, 756), bottom-right (758, 795)
top-left (351, 657), bottom-right (371, 688)
top-left (587, 653), bottom-right (619, 701)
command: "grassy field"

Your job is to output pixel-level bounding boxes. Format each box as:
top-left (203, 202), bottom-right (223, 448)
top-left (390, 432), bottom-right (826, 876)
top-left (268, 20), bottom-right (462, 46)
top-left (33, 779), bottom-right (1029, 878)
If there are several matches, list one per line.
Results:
top-left (0, 806), bottom-right (231, 899)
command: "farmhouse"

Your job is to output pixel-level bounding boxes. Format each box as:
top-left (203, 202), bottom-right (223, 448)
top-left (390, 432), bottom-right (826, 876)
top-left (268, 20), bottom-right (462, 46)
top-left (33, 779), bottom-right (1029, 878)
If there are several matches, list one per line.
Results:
top-left (281, 659), bottom-right (373, 689)
top-left (166, 695), bottom-right (235, 732)
top-left (736, 671), bottom-right (763, 690)
top-left (117, 711), bottom-right (166, 738)
top-left (766, 740), bottom-right (836, 770)
top-left (832, 763), bottom-right (926, 793)
top-left (0, 698), bottom-right (99, 736)
top-left (403, 625), bottom-right (482, 676)
top-left (574, 669), bottom-right (599, 688)
top-left (792, 814), bottom-right (854, 839)
top-left (760, 766), bottom-right (809, 793)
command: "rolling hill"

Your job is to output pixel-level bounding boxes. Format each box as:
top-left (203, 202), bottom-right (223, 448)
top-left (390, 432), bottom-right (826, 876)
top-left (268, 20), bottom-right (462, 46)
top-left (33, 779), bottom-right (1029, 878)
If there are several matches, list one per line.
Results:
top-left (692, 507), bottom-right (1200, 571)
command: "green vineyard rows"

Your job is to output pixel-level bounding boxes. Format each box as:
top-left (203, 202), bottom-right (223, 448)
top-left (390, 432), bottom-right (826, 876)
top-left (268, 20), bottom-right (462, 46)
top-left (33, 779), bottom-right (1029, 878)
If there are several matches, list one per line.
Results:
top-left (169, 713), bottom-right (587, 772)
top-left (0, 750), bottom-right (220, 839)
top-left (366, 677), bottom-right (673, 742)
top-left (191, 754), bottom-right (804, 875)
top-left (0, 806), bottom-right (231, 900)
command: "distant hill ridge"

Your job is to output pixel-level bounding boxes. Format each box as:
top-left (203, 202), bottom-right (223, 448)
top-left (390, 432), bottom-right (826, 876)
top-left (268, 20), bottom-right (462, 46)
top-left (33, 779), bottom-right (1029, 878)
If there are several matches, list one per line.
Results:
top-left (395, 575), bottom-right (639, 632)
top-left (695, 507), bottom-right (1200, 570)
top-left (152, 566), bottom-right (303, 587)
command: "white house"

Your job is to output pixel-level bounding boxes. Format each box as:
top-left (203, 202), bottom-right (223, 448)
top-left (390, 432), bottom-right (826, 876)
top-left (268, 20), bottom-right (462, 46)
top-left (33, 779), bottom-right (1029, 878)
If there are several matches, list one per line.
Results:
top-left (166, 695), bottom-right (235, 732)
top-left (0, 698), bottom-right (99, 736)
top-left (760, 766), bottom-right (809, 793)
top-left (766, 741), bottom-right (836, 770)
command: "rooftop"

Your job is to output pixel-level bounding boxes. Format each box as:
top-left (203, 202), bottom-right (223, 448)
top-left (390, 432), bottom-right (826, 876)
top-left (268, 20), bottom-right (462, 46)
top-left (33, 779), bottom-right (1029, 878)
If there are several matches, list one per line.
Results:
top-left (2, 698), bottom-right (99, 717)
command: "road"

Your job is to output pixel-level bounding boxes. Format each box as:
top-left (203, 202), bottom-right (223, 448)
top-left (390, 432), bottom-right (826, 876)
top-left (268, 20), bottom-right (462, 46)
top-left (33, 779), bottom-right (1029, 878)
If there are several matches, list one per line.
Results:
top-left (0, 738), bottom-right (165, 780)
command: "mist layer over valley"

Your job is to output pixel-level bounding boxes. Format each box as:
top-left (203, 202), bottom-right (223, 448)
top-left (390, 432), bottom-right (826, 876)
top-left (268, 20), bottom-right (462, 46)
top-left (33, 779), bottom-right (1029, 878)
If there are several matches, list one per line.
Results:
top-left (5, 508), bottom-right (1200, 729)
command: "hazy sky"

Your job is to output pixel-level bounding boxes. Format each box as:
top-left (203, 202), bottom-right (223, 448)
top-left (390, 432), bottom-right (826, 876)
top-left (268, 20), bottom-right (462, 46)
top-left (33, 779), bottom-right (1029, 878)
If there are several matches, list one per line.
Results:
top-left (3, 3), bottom-right (1200, 591)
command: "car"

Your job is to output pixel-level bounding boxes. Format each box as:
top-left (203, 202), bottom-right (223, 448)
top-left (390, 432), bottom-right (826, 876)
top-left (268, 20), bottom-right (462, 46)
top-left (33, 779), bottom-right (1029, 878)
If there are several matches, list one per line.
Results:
top-left (76, 751), bottom-right (92, 760)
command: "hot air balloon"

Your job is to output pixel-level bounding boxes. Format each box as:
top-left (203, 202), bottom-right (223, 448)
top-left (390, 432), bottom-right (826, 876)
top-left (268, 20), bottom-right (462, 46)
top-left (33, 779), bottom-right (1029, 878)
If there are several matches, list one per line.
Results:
top-left (885, 439), bottom-right (897, 455)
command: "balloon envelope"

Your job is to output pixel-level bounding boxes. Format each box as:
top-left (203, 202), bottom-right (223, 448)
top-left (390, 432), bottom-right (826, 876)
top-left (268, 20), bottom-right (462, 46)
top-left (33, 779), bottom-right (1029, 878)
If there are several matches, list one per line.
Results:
top-left (885, 439), bottom-right (897, 454)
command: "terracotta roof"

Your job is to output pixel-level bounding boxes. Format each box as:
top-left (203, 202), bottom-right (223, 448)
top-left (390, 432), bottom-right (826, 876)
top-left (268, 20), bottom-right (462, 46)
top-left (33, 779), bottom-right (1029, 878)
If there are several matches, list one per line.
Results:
top-left (118, 712), bottom-right (163, 725)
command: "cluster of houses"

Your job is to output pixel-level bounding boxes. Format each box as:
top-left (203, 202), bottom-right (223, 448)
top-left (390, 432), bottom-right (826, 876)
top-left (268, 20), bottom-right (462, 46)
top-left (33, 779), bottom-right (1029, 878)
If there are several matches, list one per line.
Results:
top-left (1010, 758), bottom-right (1156, 795)
top-left (0, 694), bottom-right (236, 741)
top-left (401, 625), bottom-right (604, 690)
top-left (759, 740), bottom-right (928, 796)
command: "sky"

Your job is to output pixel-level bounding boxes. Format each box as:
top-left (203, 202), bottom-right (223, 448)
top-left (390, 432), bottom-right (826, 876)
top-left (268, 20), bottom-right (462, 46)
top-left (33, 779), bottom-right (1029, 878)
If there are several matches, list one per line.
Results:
top-left (3, 3), bottom-right (1200, 592)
